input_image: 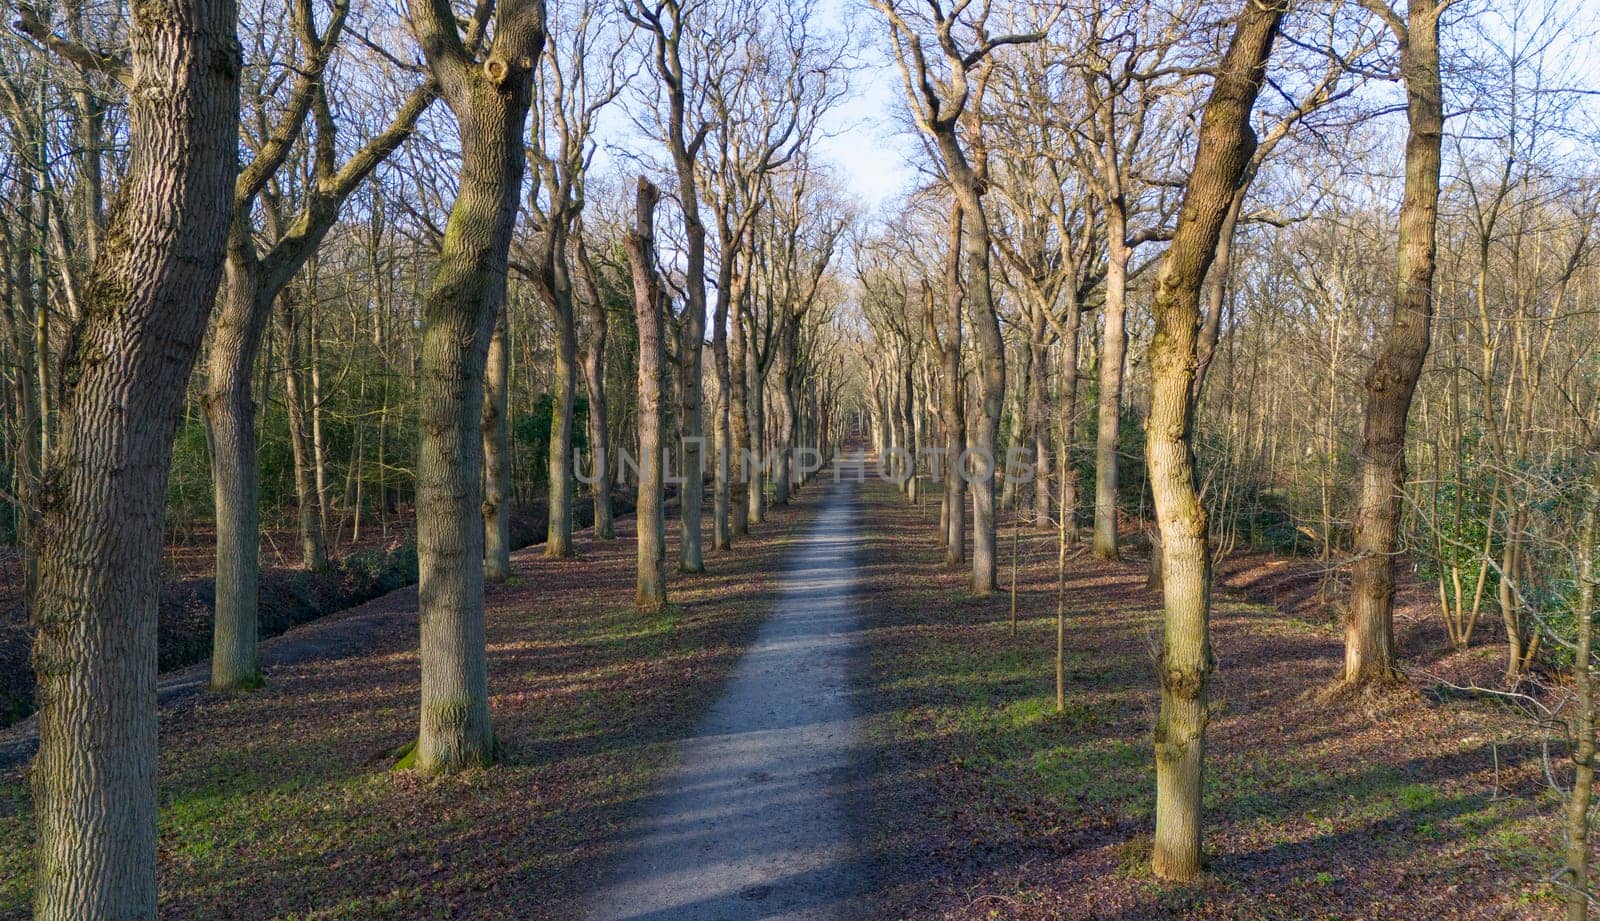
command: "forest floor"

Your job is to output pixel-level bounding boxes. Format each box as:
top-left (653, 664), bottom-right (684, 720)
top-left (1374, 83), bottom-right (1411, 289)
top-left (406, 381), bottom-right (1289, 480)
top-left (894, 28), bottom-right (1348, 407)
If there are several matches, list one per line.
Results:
top-left (0, 476), bottom-right (1576, 919)
top-left (0, 486), bottom-right (821, 919)
top-left (0, 497), bottom-right (619, 727)
top-left (849, 479), bottom-right (1565, 920)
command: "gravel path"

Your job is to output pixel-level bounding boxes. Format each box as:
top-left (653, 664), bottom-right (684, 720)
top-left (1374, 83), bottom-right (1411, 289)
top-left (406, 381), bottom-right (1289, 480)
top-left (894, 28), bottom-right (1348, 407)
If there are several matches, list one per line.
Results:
top-left (584, 479), bottom-right (870, 921)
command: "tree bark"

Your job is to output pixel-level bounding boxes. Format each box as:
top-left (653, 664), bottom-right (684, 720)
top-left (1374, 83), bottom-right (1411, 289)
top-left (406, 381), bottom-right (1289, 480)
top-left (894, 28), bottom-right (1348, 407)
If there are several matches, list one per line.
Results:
top-left (1345, 0), bottom-right (1444, 686)
top-left (941, 206), bottom-right (967, 566)
top-left (29, 0), bottom-right (239, 914)
top-left (628, 179), bottom-right (668, 610)
top-left (746, 342), bottom-right (767, 526)
top-left (1094, 232), bottom-right (1129, 560)
top-left (1144, 0), bottom-right (1284, 882)
top-left (1059, 295), bottom-right (1084, 542)
top-left (280, 297), bottom-right (328, 571)
top-left (710, 243), bottom-right (747, 549)
top-left (580, 247), bottom-right (614, 539)
top-left (1029, 298), bottom-right (1051, 526)
top-left (1564, 437), bottom-right (1599, 921)
top-left (943, 160), bottom-right (1004, 595)
top-left (407, 0), bottom-right (546, 773)
top-left (730, 297), bottom-right (751, 536)
top-left (483, 302), bottom-right (512, 581)
top-left (204, 228), bottom-right (269, 690)
top-left (546, 284), bottom-right (577, 557)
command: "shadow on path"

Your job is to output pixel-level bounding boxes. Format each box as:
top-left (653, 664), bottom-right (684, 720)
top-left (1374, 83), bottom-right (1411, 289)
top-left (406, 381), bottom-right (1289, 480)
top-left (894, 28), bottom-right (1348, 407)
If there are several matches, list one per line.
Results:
top-left (583, 479), bottom-right (868, 921)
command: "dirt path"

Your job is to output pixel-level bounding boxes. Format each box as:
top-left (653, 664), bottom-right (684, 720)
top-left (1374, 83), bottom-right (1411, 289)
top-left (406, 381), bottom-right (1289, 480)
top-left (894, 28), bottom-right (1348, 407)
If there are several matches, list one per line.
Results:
top-left (583, 479), bottom-right (870, 921)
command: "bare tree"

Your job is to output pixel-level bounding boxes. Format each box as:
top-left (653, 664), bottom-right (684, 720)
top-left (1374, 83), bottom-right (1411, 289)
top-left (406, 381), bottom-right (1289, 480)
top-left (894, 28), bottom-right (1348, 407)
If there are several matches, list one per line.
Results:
top-left (206, 1), bottom-right (436, 689)
top-left (873, 0), bottom-right (1057, 593)
top-left (1143, 0), bottom-right (1286, 882)
top-left (1344, 0), bottom-right (1452, 686)
top-left (405, 0), bottom-right (547, 772)
top-left (627, 177), bottom-right (669, 610)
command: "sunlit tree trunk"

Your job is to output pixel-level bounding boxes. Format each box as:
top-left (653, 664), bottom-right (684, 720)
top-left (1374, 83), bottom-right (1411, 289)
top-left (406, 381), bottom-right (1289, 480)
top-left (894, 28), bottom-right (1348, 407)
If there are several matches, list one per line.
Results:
top-left (628, 179), bottom-right (668, 610)
top-left (747, 346), bottom-right (767, 526)
top-left (1145, 0), bottom-right (1284, 881)
top-left (483, 303), bottom-right (513, 580)
top-left (27, 0), bottom-right (239, 913)
top-left (1094, 231), bottom-right (1128, 560)
top-left (1564, 439), bottom-right (1599, 921)
top-left (1345, 0), bottom-right (1444, 686)
top-left (1029, 299), bottom-right (1051, 526)
top-left (407, 0), bottom-right (546, 773)
top-left (940, 206), bottom-right (967, 565)
top-left (205, 231), bottom-right (268, 689)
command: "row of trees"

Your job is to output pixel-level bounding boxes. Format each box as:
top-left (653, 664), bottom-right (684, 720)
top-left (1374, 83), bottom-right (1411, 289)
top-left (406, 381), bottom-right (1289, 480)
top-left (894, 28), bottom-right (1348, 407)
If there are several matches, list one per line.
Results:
top-left (855, 0), bottom-right (1599, 897)
top-left (0, 0), bottom-right (854, 916)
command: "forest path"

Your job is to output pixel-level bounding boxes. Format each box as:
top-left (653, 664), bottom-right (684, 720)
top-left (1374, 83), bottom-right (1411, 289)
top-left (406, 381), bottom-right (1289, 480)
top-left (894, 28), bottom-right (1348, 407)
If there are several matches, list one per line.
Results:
top-left (584, 478), bottom-right (871, 921)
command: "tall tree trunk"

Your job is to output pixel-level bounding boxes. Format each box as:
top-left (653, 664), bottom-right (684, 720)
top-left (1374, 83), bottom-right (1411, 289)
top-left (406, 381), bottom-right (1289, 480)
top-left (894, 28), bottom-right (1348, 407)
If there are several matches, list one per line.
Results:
top-left (1345, 0), bottom-right (1444, 686)
top-left (1564, 437), bottom-right (1599, 921)
top-left (204, 229), bottom-right (270, 690)
top-left (772, 327), bottom-right (795, 506)
top-left (1030, 300), bottom-right (1051, 527)
top-left (938, 159), bottom-right (1004, 595)
top-left (1144, 0), bottom-right (1283, 881)
top-left (309, 309), bottom-right (331, 539)
top-left (581, 250), bottom-right (614, 539)
top-left (1094, 233), bottom-right (1129, 560)
top-left (280, 296), bottom-right (328, 570)
top-left (546, 289), bottom-right (577, 557)
top-left (747, 351), bottom-right (767, 526)
top-left (206, 72), bottom-right (434, 680)
top-left (407, 0), bottom-right (546, 772)
top-left (941, 206), bottom-right (967, 566)
top-left (1059, 295), bottom-right (1083, 541)
top-left (729, 301), bottom-right (750, 536)
top-left (628, 179), bottom-right (668, 610)
top-left (29, 0), bottom-right (239, 913)
top-left (711, 285), bottom-right (733, 549)
top-left (483, 302), bottom-right (512, 581)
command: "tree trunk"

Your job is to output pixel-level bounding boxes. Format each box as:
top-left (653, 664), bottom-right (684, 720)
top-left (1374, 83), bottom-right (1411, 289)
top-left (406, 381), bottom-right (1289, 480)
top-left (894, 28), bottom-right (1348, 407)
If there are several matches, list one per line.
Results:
top-left (483, 301), bottom-right (512, 581)
top-left (943, 168), bottom-right (1004, 595)
top-left (1144, 0), bottom-right (1284, 882)
top-left (1059, 295), bottom-right (1084, 542)
top-left (408, 3), bottom-right (546, 772)
top-left (30, 0), bottom-right (238, 913)
top-left (1094, 233), bottom-right (1129, 560)
top-left (730, 301), bottom-right (750, 536)
top-left (1564, 438), bottom-right (1599, 921)
top-left (546, 290), bottom-right (577, 557)
top-left (710, 249), bottom-right (745, 550)
top-left (773, 328), bottom-right (795, 506)
top-left (747, 353), bottom-right (767, 526)
top-left (628, 179), bottom-right (668, 610)
top-left (1345, 1), bottom-right (1443, 686)
top-left (1030, 300), bottom-right (1052, 527)
top-left (581, 251), bottom-right (614, 540)
top-left (280, 297), bottom-right (328, 571)
top-left (204, 229), bottom-right (270, 690)
top-left (309, 309), bottom-right (331, 540)
top-left (941, 207), bottom-right (967, 566)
